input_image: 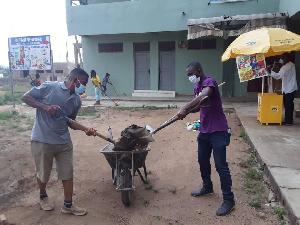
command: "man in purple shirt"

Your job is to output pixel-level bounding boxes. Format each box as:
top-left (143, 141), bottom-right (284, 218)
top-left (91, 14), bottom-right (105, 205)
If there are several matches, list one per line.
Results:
top-left (177, 61), bottom-right (234, 216)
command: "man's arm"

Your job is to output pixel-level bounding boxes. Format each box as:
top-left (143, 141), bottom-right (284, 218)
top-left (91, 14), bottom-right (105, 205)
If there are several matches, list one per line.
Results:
top-left (21, 92), bottom-right (60, 116)
top-left (68, 108), bottom-right (96, 136)
top-left (176, 86), bottom-right (213, 120)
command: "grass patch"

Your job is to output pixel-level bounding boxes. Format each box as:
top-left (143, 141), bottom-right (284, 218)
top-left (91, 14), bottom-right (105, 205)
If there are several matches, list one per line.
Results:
top-left (77, 111), bottom-right (97, 117)
top-left (169, 186), bottom-right (177, 194)
top-left (154, 216), bottom-right (162, 220)
top-left (0, 92), bottom-right (24, 105)
top-left (0, 111), bottom-right (19, 120)
top-left (245, 168), bottom-right (262, 180)
top-left (109, 105), bottom-right (178, 111)
top-left (273, 207), bottom-right (286, 220)
top-left (224, 109), bottom-right (234, 115)
top-left (144, 184), bottom-right (154, 190)
top-left (143, 199), bottom-right (150, 206)
top-left (147, 170), bottom-right (152, 174)
top-left (239, 130), bottom-right (247, 140)
top-left (249, 197), bottom-right (264, 208)
top-left (239, 151), bottom-right (257, 168)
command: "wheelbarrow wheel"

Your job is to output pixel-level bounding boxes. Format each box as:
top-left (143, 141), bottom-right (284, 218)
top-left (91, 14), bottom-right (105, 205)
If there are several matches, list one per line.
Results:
top-left (120, 168), bottom-right (132, 207)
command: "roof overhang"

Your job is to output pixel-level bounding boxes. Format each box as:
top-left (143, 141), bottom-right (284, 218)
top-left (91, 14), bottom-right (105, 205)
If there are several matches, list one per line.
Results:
top-left (187, 12), bottom-right (288, 40)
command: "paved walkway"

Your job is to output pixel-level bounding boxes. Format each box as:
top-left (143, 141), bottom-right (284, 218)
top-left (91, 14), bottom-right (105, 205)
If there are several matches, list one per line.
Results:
top-left (82, 96), bottom-right (300, 225)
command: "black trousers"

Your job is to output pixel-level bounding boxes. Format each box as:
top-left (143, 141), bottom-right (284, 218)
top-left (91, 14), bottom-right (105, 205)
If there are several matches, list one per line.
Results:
top-left (283, 91), bottom-right (296, 124)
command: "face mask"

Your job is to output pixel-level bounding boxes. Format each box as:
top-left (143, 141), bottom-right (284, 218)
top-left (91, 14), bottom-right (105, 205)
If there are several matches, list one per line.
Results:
top-left (75, 80), bottom-right (86, 95)
top-left (279, 59), bottom-right (284, 64)
top-left (189, 75), bottom-right (201, 84)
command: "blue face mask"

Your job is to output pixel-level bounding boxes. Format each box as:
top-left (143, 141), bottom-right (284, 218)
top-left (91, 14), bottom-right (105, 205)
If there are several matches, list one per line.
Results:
top-left (75, 80), bottom-right (86, 95)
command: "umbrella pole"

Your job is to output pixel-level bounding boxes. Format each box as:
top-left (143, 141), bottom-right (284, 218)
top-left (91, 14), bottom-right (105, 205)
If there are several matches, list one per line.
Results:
top-left (262, 76), bottom-right (265, 95)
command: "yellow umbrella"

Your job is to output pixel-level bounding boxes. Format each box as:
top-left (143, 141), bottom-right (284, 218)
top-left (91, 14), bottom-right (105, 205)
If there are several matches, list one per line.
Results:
top-left (222, 27), bottom-right (300, 62)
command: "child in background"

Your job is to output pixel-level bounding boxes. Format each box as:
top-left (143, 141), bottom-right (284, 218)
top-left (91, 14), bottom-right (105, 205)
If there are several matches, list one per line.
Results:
top-left (90, 70), bottom-right (101, 105)
top-left (30, 73), bottom-right (41, 87)
top-left (101, 73), bottom-right (112, 94)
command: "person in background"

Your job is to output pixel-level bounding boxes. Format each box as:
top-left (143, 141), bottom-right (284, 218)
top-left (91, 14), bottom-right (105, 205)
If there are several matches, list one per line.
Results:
top-left (268, 53), bottom-right (298, 126)
top-left (21, 68), bottom-right (96, 216)
top-left (30, 73), bottom-right (41, 87)
top-left (90, 70), bottom-right (101, 105)
top-left (176, 61), bottom-right (235, 216)
top-left (101, 73), bottom-right (112, 94)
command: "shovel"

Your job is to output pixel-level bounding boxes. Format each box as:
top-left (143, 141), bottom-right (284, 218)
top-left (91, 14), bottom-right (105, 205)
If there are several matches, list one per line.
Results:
top-left (139, 96), bottom-right (210, 143)
top-left (54, 109), bottom-right (115, 144)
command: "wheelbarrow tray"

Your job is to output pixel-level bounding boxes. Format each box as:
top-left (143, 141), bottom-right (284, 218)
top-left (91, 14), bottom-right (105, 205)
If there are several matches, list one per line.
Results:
top-left (100, 143), bottom-right (150, 169)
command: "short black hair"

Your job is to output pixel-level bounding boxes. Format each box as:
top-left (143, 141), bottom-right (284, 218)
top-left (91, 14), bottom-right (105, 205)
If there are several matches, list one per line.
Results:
top-left (69, 68), bottom-right (89, 80)
top-left (186, 61), bottom-right (203, 71)
top-left (36, 73), bottom-right (40, 78)
top-left (91, 70), bottom-right (96, 75)
top-left (106, 73), bottom-right (110, 77)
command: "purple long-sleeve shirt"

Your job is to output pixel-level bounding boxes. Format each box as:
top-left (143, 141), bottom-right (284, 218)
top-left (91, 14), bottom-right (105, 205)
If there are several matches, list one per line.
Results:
top-left (194, 76), bottom-right (228, 133)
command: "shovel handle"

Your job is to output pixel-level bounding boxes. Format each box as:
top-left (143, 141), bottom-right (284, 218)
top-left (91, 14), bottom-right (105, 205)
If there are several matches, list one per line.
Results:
top-left (68, 119), bottom-right (115, 144)
top-left (151, 117), bottom-right (178, 135)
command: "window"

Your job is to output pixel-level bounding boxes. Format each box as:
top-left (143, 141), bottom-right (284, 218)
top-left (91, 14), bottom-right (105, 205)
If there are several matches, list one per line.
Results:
top-left (98, 43), bottom-right (123, 53)
top-left (37, 70), bottom-right (44, 73)
top-left (46, 70), bottom-right (52, 73)
top-left (55, 70), bottom-right (63, 73)
top-left (159, 41), bottom-right (175, 51)
top-left (187, 39), bottom-right (216, 50)
top-left (134, 42), bottom-right (150, 52)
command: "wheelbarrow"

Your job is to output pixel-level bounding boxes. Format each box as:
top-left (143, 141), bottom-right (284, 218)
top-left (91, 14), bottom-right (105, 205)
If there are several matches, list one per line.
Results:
top-left (100, 127), bottom-right (150, 207)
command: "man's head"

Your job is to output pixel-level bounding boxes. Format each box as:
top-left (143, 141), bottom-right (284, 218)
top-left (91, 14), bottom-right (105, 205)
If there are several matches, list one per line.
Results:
top-left (67, 68), bottom-right (89, 94)
top-left (106, 73), bottom-right (110, 78)
top-left (36, 73), bottom-right (40, 79)
top-left (91, 70), bottom-right (96, 78)
top-left (280, 53), bottom-right (290, 65)
top-left (186, 61), bottom-right (204, 79)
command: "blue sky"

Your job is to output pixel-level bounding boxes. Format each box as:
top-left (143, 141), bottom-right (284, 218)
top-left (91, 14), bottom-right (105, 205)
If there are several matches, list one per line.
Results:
top-left (0, 0), bottom-right (76, 67)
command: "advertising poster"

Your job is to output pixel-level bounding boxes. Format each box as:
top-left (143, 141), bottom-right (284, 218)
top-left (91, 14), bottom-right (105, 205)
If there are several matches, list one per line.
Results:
top-left (8, 35), bottom-right (51, 71)
top-left (210, 0), bottom-right (253, 3)
top-left (236, 53), bottom-right (267, 82)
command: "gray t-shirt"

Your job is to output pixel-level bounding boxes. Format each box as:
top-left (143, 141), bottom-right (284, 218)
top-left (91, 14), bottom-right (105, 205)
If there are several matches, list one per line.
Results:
top-left (29, 81), bottom-right (82, 144)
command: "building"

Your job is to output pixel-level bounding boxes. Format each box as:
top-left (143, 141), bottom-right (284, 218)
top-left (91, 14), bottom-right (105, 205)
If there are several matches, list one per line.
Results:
top-left (66, 0), bottom-right (300, 97)
top-left (13, 62), bottom-right (76, 82)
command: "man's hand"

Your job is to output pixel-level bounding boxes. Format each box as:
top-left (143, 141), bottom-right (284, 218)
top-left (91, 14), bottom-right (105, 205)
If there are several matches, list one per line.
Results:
top-left (45, 105), bottom-right (61, 117)
top-left (176, 108), bottom-right (188, 120)
top-left (84, 128), bottom-right (97, 136)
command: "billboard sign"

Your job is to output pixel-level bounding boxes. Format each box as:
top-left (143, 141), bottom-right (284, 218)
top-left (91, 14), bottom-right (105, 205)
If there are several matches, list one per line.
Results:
top-left (8, 35), bottom-right (51, 71)
top-left (236, 53), bottom-right (267, 82)
top-left (210, 0), bottom-right (253, 3)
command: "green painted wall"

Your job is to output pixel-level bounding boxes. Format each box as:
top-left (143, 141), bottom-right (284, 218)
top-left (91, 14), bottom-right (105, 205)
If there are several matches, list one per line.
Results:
top-left (67, 0), bottom-right (280, 35)
top-left (279, 0), bottom-right (300, 17)
top-left (82, 31), bottom-right (231, 97)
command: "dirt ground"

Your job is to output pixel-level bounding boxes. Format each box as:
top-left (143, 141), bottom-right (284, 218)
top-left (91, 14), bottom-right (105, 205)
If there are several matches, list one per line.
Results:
top-left (0, 105), bottom-right (280, 225)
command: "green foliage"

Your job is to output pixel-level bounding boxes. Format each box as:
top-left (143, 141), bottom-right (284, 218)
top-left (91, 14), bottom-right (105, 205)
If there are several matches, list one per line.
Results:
top-left (77, 111), bottom-right (97, 116)
top-left (0, 92), bottom-right (23, 105)
top-left (169, 186), bottom-right (177, 194)
top-left (273, 207), bottom-right (286, 220)
top-left (249, 197), bottom-right (264, 208)
top-left (109, 105), bottom-right (177, 111)
top-left (239, 131), bottom-right (247, 140)
top-left (0, 111), bottom-right (17, 120)
top-left (245, 168), bottom-right (262, 180)
top-left (224, 109), bottom-right (233, 115)
top-left (143, 199), bottom-right (150, 206)
top-left (154, 216), bottom-right (162, 220)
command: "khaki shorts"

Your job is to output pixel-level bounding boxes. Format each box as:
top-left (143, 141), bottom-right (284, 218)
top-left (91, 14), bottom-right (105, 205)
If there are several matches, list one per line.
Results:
top-left (31, 141), bottom-right (73, 183)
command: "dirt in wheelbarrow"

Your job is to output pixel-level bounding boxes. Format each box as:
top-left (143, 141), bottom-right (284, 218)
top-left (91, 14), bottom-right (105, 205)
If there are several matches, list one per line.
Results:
top-left (0, 106), bottom-right (279, 225)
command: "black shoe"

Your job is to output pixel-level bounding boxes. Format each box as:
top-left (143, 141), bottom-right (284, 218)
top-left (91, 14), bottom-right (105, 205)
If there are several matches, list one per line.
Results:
top-left (191, 187), bottom-right (214, 197)
top-left (216, 200), bottom-right (235, 216)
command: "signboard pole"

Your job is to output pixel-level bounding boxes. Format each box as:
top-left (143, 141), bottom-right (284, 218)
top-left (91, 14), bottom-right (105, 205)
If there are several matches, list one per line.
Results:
top-left (51, 50), bottom-right (54, 81)
top-left (7, 51), bottom-right (15, 108)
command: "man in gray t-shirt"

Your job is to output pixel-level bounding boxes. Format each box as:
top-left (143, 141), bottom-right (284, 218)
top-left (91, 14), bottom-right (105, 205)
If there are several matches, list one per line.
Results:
top-left (22, 68), bottom-right (96, 216)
